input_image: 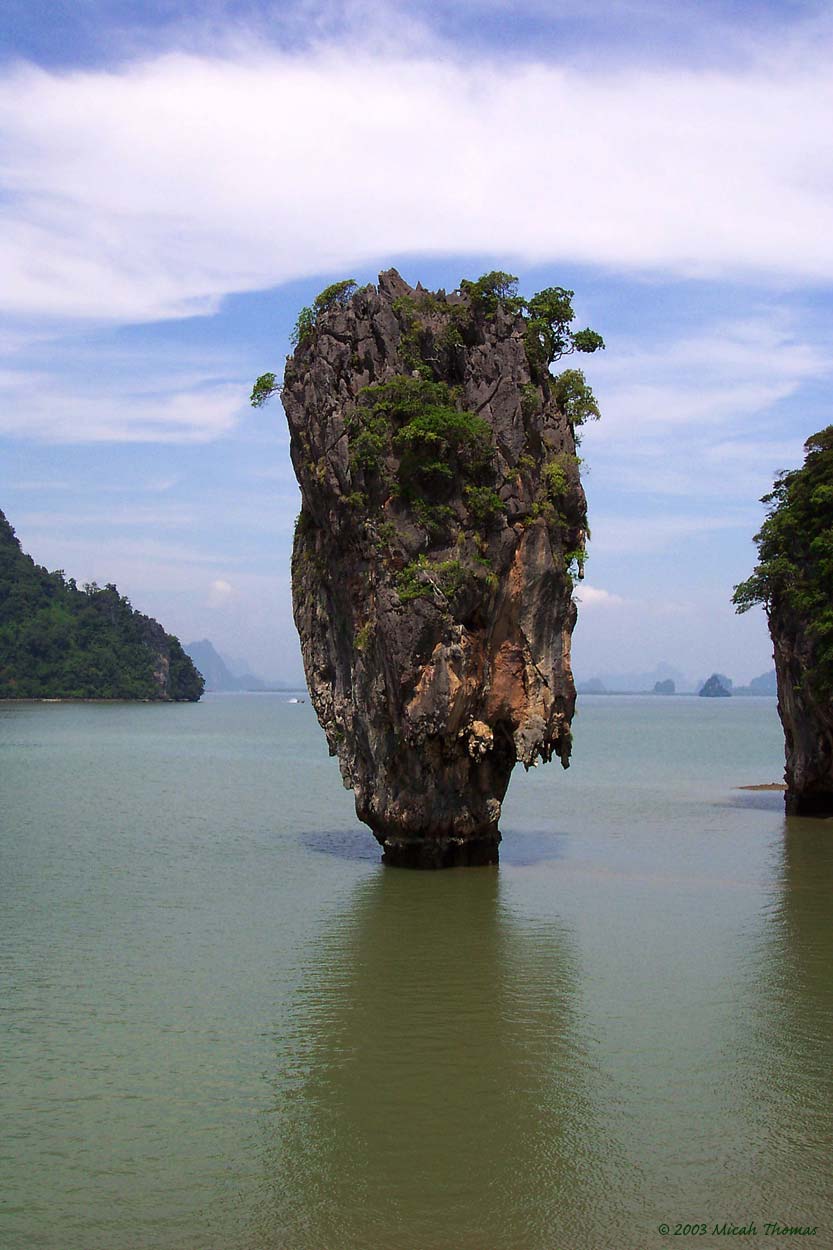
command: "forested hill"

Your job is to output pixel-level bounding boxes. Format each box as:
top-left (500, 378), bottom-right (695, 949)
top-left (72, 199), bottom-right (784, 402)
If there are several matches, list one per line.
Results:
top-left (0, 510), bottom-right (203, 701)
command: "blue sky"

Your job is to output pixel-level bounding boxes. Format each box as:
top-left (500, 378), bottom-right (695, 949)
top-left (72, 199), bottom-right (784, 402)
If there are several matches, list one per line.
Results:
top-left (1, 0), bottom-right (831, 685)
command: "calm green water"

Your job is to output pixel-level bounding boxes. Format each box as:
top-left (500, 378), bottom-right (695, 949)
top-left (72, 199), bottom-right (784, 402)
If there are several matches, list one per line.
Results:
top-left (2, 694), bottom-right (832, 1250)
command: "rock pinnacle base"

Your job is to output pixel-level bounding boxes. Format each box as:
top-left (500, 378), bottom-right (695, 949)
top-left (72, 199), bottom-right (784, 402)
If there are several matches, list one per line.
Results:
top-left (785, 790), bottom-right (833, 817)
top-left (380, 832), bottom-right (501, 870)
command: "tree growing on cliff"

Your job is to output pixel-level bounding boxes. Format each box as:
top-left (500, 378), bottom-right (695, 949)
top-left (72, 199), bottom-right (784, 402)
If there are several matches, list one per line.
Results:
top-left (291, 279), bottom-right (358, 347)
top-left (733, 426), bottom-right (833, 692)
top-left (251, 271), bottom-right (604, 425)
top-left (250, 372), bottom-right (278, 408)
top-left (454, 271), bottom-right (605, 371)
top-left (0, 509), bottom-right (203, 701)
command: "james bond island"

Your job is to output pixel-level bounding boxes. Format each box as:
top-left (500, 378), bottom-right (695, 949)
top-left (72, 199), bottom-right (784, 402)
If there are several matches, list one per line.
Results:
top-left (254, 270), bottom-right (603, 866)
top-left (734, 426), bottom-right (833, 816)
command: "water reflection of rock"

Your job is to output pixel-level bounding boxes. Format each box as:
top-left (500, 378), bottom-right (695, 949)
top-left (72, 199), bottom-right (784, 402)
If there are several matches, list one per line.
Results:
top-left (250, 869), bottom-right (602, 1250)
top-left (735, 818), bottom-right (833, 1229)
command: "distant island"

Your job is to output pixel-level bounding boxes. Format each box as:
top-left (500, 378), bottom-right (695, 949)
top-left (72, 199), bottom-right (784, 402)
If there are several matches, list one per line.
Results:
top-left (183, 639), bottom-right (300, 692)
top-left (576, 668), bottom-right (776, 696)
top-left (0, 509), bottom-right (203, 701)
top-left (699, 673), bottom-right (731, 697)
top-left (184, 639), bottom-right (265, 691)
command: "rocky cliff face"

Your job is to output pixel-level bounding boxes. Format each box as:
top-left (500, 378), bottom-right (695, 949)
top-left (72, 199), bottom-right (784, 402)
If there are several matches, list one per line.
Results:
top-left (136, 613), bottom-right (204, 701)
top-left (280, 271), bottom-right (598, 865)
top-left (772, 603), bottom-right (833, 815)
top-left (734, 426), bottom-right (833, 816)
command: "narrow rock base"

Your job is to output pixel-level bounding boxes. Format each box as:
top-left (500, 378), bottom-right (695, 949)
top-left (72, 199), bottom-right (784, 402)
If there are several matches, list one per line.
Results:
top-left (380, 832), bottom-right (501, 869)
top-left (785, 790), bottom-right (833, 817)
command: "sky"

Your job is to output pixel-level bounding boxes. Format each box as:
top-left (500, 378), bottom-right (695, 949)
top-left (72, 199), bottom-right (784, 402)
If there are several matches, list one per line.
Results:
top-left (1, 0), bottom-right (831, 686)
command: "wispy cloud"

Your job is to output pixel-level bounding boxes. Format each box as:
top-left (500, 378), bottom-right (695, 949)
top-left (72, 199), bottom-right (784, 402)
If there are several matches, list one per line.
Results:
top-left (11, 531), bottom-right (245, 571)
top-left (15, 505), bottom-right (196, 529)
top-left (589, 512), bottom-right (756, 556)
top-left (573, 584), bottom-right (624, 608)
top-left (588, 312), bottom-right (828, 435)
top-left (579, 308), bottom-right (828, 510)
top-left (1, 37), bottom-right (832, 325)
top-left (0, 369), bottom-right (244, 442)
top-left (208, 577), bottom-right (234, 606)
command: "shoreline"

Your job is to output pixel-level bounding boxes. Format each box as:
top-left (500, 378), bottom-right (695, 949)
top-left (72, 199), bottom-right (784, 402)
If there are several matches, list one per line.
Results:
top-left (0, 690), bottom-right (307, 705)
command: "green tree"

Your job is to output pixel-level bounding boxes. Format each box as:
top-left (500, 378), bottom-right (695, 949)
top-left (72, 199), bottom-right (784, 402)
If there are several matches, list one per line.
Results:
top-left (250, 372), bottom-right (278, 407)
top-left (0, 509), bottom-right (204, 701)
top-left (524, 287), bottom-right (605, 375)
top-left (550, 369), bottom-right (601, 430)
top-left (458, 271), bottom-right (525, 318)
top-left (290, 279), bottom-right (359, 347)
top-left (733, 426), bottom-right (833, 693)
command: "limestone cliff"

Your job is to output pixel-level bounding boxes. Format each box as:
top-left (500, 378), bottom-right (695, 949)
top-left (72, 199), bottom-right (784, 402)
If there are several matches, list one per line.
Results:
top-left (273, 270), bottom-right (603, 865)
top-left (734, 427), bottom-right (833, 815)
top-left (0, 508), bottom-right (203, 701)
top-left (771, 603), bottom-right (833, 814)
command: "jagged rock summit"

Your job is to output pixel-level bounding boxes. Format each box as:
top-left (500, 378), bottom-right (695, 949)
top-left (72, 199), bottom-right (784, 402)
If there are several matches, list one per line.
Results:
top-left (269, 269), bottom-right (603, 866)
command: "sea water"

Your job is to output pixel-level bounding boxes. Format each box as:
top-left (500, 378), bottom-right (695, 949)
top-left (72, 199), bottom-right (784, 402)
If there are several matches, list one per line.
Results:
top-left (1, 694), bottom-right (831, 1250)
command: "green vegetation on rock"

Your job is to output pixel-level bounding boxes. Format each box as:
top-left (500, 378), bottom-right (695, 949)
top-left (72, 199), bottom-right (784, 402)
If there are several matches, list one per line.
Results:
top-left (396, 555), bottom-right (471, 604)
top-left (291, 279), bottom-right (358, 347)
top-left (463, 485), bottom-right (504, 525)
top-left (549, 369), bottom-right (601, 433)
top-left (733, 426), bottom-right (833, 693)
top-left (521, 383), bottom-right (542, 419)
top-left (347, 375), bottom-right (498, 530)
top-left (250, 371), bottom-right (279, 408)
top-left (523, 286), bottom-right (604, 377)
top-left (458, 270), bottom-right (525, 318)
top-left (260, 269), bottom-right (600, 615)
top-left (0, 509), bottom-right (203, 700)
top-left (565, 548), bottom-right (587, 579)
top-left (544, 457), bottom-right (569, 500)
top-left (355, 620), bottom-right (374, 652)
top-left (394, 396), bottom-right (493, 493)
top-left (252, 270), bottom-right (603, 431)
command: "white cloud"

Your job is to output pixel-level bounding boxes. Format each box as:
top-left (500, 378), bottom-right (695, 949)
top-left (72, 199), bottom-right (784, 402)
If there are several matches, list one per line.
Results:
top-left (589, 512), bottom-right (755, 556)
top-left (12, 531), bottom-right (243, 572)
top-left (585, 312), bottom-right (829, 437)
top-left (144, 475), bottom-right (181, 493)
top-left (0, 42), bottom-right (832, 324)
top-left (0, 369), bottom-right (244, 442)
top-left (208, 578), bottom-right (234, 604)
top-left (575, 308), bottom-right (829, 513)
top-left (573, 583), bottom-right (624, 608)
top-left (15, 505), bottom-right (195, 530)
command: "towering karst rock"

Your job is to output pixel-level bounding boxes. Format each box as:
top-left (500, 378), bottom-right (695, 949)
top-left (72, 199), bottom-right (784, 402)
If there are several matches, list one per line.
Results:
top-left (734, 427), bottom-right (833, 815)
top-left (260, 270), bottom-right (603, 865)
